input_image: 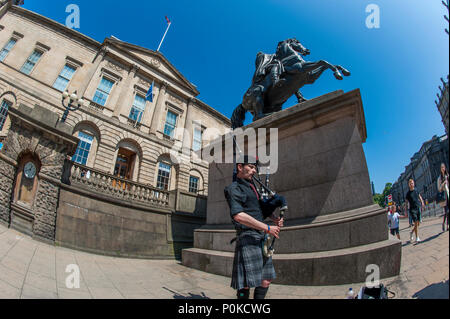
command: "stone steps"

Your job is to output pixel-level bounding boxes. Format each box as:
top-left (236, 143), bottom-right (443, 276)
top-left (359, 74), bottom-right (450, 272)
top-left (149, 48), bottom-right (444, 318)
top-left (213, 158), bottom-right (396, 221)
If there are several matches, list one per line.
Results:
top-left (182, 239), bottom-right (402, 285)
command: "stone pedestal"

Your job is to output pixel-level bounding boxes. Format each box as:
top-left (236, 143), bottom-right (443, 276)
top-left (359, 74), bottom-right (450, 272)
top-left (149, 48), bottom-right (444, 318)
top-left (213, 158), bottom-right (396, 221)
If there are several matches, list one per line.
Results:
top-left (182, 89), bottom-right (401, 285)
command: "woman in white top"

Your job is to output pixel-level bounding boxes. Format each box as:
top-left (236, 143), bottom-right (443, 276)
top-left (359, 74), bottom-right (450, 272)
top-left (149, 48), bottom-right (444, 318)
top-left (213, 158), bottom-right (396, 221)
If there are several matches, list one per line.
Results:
top-left (437, 162), bottom-right (449, 232)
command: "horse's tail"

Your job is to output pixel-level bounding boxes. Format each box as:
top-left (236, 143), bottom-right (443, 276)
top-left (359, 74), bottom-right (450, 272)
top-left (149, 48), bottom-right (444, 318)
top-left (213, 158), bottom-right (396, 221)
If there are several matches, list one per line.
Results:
top-left (231, 104), bottom-right (246, 129)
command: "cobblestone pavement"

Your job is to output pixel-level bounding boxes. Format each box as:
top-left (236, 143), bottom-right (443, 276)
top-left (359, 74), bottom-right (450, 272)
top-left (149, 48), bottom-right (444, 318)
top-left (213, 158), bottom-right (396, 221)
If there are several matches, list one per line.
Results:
top-left (0, 215), bottom-right (448, 299)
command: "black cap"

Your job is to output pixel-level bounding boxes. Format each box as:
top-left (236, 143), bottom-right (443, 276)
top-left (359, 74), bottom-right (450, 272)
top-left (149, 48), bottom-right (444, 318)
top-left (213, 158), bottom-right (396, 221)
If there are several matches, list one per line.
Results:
top-left (236, 155), bottom-right (258, 165)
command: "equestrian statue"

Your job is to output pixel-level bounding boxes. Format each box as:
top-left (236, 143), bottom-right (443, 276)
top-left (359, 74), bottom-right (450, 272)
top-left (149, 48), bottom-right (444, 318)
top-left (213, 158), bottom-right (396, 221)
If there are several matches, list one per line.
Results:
top-left (230, 38), bottom-right (351, 129)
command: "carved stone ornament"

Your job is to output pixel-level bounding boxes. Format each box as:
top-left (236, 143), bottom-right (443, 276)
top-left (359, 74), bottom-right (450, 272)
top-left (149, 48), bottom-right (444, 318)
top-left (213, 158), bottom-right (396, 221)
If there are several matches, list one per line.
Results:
top-left (150, 58), bottom-right (161, 68)
top-left (168, 94), bottom-right (183, 106)
top-left (138, 78), bottom-right (151, 88)
top-left (106, 61), bottom-right (124, 74)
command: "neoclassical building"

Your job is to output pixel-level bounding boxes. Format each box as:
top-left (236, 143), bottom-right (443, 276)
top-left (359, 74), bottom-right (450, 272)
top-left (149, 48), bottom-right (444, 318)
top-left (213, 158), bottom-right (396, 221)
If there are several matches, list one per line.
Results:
top-left (435, 76), bottom-right (449, 137)
top-left (391, 134), bottom-right (449, 206)
top-left (0, 2), bottom-right (230, 258)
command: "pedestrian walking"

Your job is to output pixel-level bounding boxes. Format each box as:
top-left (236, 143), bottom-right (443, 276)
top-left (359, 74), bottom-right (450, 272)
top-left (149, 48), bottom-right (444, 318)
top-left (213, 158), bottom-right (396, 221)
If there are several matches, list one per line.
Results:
top-left (224, 155), bottom-right (284, 299)
top-left (387, 204), bottom-right (405, 240)
top-left (437, 162), bottom-right (449, 232)
top-left (405, 178), bottom-right (425, 243)
top-left (408, 204), bottom-right (413, 227)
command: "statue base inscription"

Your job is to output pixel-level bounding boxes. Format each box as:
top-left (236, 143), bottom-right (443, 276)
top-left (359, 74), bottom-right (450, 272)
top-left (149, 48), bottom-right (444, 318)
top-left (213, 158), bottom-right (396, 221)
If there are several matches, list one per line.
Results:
top-left (182, 89), bottom-right (401, 285)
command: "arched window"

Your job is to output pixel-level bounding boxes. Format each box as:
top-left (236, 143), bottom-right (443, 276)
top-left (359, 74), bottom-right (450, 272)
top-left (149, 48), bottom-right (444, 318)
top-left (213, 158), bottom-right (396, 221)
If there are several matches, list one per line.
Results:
top-left (0, 99), bottom-right (12, 131)
top-left (112, 139), bottom-right (142, 182)
top-left (155, 155), bottom-right (177, 191)
top-left (157, 162), bottom-right (171, 190)
top-left (72, 123), bottom-right (100, 168)
top-left (188, 169), bottom-right (204, 194)
top-left (72, 131), bottom-right (93, 166)
top-left (0, 92), bottom-right (17, 144)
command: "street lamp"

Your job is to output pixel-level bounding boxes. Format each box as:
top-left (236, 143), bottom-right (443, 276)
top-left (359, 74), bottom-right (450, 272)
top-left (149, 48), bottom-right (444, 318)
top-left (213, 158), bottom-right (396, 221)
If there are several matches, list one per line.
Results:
top-left (61, 90), bottom-right (84, 122)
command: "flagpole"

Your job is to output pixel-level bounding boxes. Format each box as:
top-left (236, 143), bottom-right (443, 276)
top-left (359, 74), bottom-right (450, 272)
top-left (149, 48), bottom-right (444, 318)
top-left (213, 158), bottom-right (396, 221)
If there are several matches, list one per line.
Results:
top-left (157, 21), bottom-right (171, 52)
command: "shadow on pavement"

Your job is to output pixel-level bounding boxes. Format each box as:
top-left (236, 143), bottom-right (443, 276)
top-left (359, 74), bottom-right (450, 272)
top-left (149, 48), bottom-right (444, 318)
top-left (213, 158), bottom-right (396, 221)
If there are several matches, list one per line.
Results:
top-left (412, 280), bottom-right (449, 299)
top-left (413, 232), bottom-right (444, 245)
top-left (402, 241), bottom-right (412, 247)
top-left (163, 287), bottom-right (210, 299)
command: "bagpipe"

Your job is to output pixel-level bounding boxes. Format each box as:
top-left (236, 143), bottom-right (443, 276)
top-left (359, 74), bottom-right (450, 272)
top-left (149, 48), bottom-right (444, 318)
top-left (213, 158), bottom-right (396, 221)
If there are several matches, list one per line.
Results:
top-left (253, 172), bottom-right (288, 258)
top-left (231, 135), bottom-right (288, 258)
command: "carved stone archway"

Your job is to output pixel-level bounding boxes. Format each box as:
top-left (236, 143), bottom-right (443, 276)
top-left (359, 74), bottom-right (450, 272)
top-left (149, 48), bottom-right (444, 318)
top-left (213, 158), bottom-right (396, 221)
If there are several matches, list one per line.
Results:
top-left (0, 104), bottom-right (78, 242)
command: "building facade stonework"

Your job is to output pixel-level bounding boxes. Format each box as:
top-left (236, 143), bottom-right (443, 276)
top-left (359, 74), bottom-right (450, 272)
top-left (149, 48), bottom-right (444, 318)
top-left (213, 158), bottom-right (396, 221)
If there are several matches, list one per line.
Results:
top-left (391, 134), bottom-right (449, 206)
top-left (435, 76), bottom-right (449, 137)
top-left (0, 2), bottom-right (230, 257)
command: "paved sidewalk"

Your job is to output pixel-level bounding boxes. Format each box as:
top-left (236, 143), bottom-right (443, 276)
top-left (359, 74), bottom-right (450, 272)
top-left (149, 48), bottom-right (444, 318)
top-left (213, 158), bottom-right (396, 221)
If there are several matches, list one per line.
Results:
top-left (0, 216), bottom-right (448, 299)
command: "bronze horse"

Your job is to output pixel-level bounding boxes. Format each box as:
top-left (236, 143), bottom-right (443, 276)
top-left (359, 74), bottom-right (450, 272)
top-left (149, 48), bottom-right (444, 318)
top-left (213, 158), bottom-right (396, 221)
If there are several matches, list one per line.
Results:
top-left (231, 38), bottom-right (350, 129)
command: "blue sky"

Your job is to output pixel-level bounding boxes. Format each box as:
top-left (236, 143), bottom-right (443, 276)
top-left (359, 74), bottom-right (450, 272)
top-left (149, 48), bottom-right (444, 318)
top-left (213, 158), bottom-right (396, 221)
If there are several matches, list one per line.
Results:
top-left (21, 0), bottom-right (449, 193)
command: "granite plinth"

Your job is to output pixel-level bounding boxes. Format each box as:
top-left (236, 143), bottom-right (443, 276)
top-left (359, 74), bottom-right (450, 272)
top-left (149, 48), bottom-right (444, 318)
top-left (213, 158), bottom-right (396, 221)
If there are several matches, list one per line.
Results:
top-left (183, 239), bottom-right (401, 286)
top-left (182, 89), bottom-right (401, 285)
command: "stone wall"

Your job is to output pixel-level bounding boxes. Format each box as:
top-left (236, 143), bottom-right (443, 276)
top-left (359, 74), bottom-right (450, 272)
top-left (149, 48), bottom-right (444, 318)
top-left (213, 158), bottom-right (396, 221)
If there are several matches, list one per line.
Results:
top-left (55, 185), bottom-right (205, 259)
top-left (0, 153), bottom-right (14, 226)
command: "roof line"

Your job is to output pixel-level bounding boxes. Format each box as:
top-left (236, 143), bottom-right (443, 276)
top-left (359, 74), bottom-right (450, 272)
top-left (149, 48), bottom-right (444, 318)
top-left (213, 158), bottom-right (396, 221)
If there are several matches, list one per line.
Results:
top-left (104, 37), bottom-right (200, 95)
top-left (9, 6), bottom-right (101, 50)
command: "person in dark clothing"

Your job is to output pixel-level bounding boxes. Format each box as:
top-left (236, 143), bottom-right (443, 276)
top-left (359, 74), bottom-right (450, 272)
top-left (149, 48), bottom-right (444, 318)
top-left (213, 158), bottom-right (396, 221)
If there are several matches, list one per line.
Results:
top-left (437, 162), bottom-right (449, 232)
top-left (405, 179), bottom-right (425, 243)
top-left (61, 156), bottom-right (73, 185)
top-left (224, 156), bottom-right (284, 299)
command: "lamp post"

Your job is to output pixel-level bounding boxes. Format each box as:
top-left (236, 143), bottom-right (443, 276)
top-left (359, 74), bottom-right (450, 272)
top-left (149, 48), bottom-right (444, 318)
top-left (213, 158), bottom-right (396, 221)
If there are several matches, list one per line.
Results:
top-left (61, 90), bottom-right (84, 122)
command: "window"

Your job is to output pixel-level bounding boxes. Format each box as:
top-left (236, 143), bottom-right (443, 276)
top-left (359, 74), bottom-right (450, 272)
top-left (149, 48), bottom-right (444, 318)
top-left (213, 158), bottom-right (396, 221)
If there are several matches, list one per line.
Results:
top-left (0, 38), bottom-right (17, 62)
top-left (157, 162), bottom-right (171, 190)
top-left (0, 99), bottom-right (12, 130)
top-left (93, 77), bottom-right (114, 106)
top-left (189, 176), bottom-right (199, 193)
top-left (72, 132), bottom-right (94, 165)
top-left (193, 126), bottom-right (203, 151)
top-left (20, 50), bottom-right (43, 75)
top-left (163, 111), bottom-right (177, 138)
top-left (129, 94), bottom-right (146, 123)
top-left (53, 64), bottom-right (76, 91)
top-left (113, 148), bottom-right (136, 180)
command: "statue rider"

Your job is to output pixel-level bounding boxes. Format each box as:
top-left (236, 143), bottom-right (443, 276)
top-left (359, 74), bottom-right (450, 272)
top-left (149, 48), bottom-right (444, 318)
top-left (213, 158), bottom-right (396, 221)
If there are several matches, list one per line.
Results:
top-left (252, 52), bottom-right (285, 90)
top-left (252, 49), bottom-right (305, 102)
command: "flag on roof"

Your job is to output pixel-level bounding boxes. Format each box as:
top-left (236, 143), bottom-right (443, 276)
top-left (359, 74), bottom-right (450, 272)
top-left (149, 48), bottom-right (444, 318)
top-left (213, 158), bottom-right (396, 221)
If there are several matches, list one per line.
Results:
top-left (146, 81), bottom-right (154, 102)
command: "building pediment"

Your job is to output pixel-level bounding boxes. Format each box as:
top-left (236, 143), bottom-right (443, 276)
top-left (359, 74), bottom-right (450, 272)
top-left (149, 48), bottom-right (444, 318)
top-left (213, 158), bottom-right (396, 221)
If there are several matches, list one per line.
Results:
top-left (105, 38), bottom-right (199, 96)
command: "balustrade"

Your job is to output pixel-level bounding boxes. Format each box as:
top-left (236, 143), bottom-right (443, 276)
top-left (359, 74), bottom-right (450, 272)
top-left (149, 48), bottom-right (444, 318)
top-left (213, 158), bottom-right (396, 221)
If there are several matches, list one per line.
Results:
top-left (69, 162), bottom-right (170, 208)
top-left (84, 99), bottom-right (105, 113)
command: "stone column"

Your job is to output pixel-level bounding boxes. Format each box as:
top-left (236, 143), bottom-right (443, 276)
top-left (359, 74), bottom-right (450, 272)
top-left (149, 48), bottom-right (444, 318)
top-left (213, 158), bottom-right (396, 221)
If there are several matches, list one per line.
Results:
top-left (182, 98), bottom-right (196, 153)
top-left (112, 64), bottom-right (139, 119)
top-left (149, 81), bottom-right (168, 135)
top-left (34, 153), bottom-right (66, 243)
top-left (79, 47), bottom-right (107, 98)
top-left (139, 80), bottom-right (154, 130)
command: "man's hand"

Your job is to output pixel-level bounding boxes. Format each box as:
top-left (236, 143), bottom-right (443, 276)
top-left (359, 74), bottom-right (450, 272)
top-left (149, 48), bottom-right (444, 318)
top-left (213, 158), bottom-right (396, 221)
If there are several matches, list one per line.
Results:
top-left (270, 216), bottom-right (284, 227)
top-left (268, 225), bottom-right (281, 239)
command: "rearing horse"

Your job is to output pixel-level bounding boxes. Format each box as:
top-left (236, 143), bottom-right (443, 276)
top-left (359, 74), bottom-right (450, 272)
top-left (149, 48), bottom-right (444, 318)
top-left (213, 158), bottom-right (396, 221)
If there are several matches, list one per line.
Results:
top-left (231, 38), bottom-right (350, 129)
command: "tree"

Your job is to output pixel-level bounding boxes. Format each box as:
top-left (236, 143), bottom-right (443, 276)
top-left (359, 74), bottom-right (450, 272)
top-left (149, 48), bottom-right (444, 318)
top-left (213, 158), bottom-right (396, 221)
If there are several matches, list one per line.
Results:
top-left (373, 182), bottom-right (393, 208)
top-left (373, 193), bottom-right (384, 207)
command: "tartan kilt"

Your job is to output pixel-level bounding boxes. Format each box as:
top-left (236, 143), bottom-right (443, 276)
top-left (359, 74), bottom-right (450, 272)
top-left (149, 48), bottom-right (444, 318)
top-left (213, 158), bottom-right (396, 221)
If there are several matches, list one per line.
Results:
top-left (231, 231), bottom-right (276, 290)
